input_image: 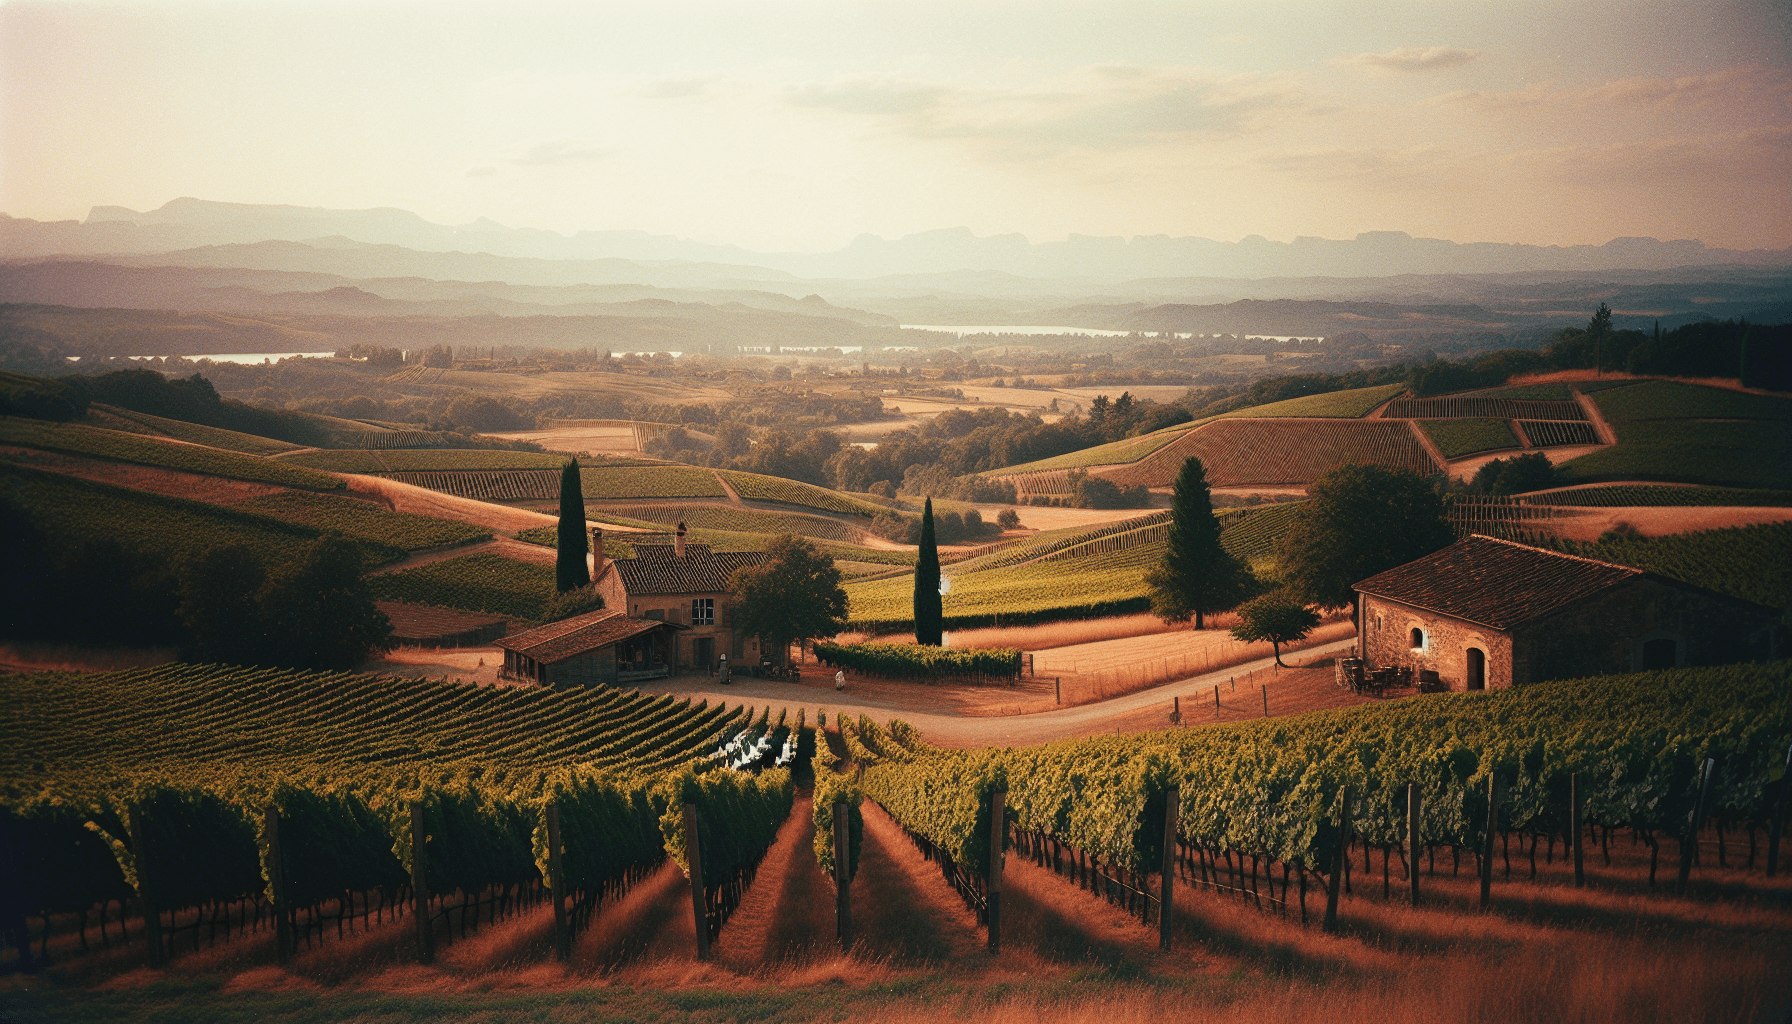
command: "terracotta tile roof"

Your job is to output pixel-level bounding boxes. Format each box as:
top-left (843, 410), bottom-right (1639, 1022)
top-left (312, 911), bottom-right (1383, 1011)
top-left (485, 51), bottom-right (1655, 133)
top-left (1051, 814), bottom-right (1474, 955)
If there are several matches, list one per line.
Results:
top-left (494, 609), bottom-right (679, 664)
top-left (1353, 535), bottom-right (1643, 630)
top-left (611, 542), bottom-right (767, 596)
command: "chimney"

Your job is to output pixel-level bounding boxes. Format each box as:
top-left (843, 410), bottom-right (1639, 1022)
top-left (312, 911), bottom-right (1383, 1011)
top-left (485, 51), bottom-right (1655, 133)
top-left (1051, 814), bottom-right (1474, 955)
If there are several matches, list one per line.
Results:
top-left (589, 526), bottom-right (605, 578)
top-left (675, 521), bottom-right (687, 560)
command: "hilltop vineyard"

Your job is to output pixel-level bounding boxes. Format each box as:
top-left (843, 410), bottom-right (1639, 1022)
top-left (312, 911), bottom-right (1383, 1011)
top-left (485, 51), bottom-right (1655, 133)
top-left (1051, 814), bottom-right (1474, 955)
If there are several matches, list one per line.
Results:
top-left (1104, 420), bottom-right (1440, 489)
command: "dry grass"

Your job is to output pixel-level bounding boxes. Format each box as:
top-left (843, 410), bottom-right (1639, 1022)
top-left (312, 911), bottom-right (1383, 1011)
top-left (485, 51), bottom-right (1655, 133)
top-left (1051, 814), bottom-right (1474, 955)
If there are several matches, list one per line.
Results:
top-left (943, 613), bottom-right (1186, 651)
top-left (8, 806), bottom-right (1787, 1024)
top-left (1042, 617), bottom-right (1354, 708)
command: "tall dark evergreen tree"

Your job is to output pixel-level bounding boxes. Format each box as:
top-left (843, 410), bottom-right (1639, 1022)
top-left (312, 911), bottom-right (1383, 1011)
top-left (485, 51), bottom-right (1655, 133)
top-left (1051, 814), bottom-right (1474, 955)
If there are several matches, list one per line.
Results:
top-left (913, 497), bottom-right (943, 645)
top-left (556, 460), bottom-right (590, 593)
top-left (1145, 456), bottom-right (1250, 628)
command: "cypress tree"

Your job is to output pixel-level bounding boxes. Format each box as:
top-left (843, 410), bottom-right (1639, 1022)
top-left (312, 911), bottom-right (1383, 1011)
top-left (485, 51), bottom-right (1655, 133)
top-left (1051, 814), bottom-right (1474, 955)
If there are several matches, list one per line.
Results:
top-left (913, 497), bottom-right (943, 645)
top-left (556, 459), bottom-right (590, 593)
top-left (1146, 456), bottom-right (1248, 629)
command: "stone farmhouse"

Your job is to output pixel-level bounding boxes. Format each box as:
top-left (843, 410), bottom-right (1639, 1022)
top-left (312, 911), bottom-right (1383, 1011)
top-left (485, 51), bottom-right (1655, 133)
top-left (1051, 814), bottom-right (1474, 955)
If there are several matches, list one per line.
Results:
top-left (495, 608), bottom-right (682, 687)
top-left (1353, 534), bottom-right (1782, 692)
top-left (593, 523), bottom-right (769, 673)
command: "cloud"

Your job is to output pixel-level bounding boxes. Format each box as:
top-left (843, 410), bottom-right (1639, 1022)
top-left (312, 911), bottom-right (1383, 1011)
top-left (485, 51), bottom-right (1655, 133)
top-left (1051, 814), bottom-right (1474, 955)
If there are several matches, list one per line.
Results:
top-left (637, 76), bottom-right (712, 100)
top-left (1435, 65), bottom-right (1792, 114)
top-left (788, 79), bottom-right (952, 116)
top-left (787, 65), bottom-right (1314, 156)
top-left (499, 137), bottom-right (614, 166)
top-left (1342, 46), bottom-right (1481, 73)
top-left (468, 137), bottom-right (615, 174)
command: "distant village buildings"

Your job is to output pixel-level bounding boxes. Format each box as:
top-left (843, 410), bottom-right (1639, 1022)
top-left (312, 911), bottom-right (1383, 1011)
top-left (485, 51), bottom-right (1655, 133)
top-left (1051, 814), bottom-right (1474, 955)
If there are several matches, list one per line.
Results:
top-left (1353, 535), bottom-right (1782, 692)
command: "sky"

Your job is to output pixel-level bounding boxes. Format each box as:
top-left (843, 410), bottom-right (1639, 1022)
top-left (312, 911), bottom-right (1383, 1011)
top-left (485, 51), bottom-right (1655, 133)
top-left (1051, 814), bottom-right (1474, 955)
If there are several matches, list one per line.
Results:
top-left (3, 0), bottom-right (1789, 253)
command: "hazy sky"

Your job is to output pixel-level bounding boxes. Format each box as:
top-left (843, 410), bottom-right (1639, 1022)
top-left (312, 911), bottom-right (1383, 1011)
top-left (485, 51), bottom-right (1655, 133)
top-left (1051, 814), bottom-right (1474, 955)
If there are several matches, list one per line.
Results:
top-left (4, 0), bottom-right (1789, 252)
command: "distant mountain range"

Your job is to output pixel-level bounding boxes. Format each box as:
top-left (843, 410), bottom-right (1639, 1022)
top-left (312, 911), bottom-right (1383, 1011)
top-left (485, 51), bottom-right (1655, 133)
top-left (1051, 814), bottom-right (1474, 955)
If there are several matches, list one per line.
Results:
top-left (5, 198), bottom-right (1790, 282)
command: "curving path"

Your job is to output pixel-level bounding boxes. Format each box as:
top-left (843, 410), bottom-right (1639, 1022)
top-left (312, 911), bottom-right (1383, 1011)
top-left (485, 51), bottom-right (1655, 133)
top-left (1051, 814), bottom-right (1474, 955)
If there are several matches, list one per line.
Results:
top-left (628, 637), bottom-right (1359, 747)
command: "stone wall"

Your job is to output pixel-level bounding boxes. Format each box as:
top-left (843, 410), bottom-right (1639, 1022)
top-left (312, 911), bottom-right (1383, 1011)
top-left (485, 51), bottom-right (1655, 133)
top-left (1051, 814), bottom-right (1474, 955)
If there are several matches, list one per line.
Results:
top-left (1362, 595), bottom-right (1513, 691)
top-left (1511, 577), bottom-right (1780, 685)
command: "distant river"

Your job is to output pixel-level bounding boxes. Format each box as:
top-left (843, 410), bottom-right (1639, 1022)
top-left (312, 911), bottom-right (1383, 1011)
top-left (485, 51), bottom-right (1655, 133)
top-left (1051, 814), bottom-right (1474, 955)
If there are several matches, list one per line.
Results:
top-left (100, 351), bottom-right (340, 364)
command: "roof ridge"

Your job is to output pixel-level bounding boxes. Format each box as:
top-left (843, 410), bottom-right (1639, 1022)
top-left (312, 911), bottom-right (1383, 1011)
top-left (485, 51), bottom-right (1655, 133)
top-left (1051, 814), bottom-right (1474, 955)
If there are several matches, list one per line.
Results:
top-left (1468, 533), bottom-right (1643, 576)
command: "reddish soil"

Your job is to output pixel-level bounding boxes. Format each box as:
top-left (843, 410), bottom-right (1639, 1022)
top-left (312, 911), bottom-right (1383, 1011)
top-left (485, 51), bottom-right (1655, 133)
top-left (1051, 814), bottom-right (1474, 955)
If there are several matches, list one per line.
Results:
top-left (848, 801), bottom-right (986, 965)
top-left (713, 793), bottom-right (838, 969)
top-left (0, 446), bottom-right (289, 503)
top-left (341, 474), bottom-right (655, 537)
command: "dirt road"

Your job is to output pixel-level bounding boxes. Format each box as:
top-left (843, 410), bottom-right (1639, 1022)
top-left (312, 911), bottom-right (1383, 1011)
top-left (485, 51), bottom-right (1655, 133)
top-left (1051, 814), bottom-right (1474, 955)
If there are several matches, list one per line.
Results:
top-left (625, 636), bottom-right (1360, 747)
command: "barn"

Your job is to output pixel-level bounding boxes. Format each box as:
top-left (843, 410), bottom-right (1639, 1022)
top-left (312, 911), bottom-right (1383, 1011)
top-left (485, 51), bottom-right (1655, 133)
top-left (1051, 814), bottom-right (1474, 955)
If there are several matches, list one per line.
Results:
top-left (1352, 534), bottom-right (1782, 691)
top-left (495, 608), bottom-right (684, 687)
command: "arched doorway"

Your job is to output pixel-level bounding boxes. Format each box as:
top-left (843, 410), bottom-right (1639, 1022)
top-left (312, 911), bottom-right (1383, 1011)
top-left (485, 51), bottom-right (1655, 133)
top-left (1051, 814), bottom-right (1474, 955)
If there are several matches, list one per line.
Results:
top-left (1465, 648), bottom-right (1486, 690)
top-left (1642, 637), bottom-right (1678, 670)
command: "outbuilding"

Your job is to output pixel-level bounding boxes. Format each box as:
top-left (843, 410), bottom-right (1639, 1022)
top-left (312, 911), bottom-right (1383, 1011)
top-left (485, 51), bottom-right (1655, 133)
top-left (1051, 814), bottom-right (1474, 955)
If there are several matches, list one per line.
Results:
top-left (495, 608), bottom-right (684, 687)
top-left (1352, 534), bottom-right (1781, 691)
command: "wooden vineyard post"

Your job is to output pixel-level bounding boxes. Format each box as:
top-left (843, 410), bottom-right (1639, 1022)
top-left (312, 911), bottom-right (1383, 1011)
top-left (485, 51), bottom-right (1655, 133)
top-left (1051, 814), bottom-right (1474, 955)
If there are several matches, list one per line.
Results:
top-left (265, 806), bottom-right (292, 964)
top-left (1262, 685), bottom-right (1269, 718)
top-left (1677, 757), bottom-right (1718, 895)
top-left (1323, 787), bottom-right (1349, 934)
top-left (1480, 773), bottom-right (1500, 911)
top-left (1768, 744), bottom-right (1792, 878)
top-left (683, 802), bottom-right (709, 960)
top-left (1570, 772), bottom-right (1585, 888)
top-left (545, 801), bottom-right (569, 963)
top-left (833, 800), bottom-right (852, 949)
top-left (411, 805), bottom-right (433, 964)
top-left (126, 804), bottom-right (165, 967)
top-left (1213, 685), bottom-right (1220, 710)
top-left (1160, 787), bottom-right (1179, 952)
top-left (1055, 678), bottom-right (1061, 705)
top-left (987, 789), bottom-right (1005, 954)
top-left (1406, 784), bottom-right (1421, 905)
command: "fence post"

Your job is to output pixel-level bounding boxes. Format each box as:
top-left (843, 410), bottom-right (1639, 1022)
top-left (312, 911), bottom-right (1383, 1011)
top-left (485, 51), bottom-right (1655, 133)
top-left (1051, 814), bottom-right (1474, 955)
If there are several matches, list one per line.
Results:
top-left (125, 804), bottom-right (165, 967)
top-left (1262, 685), bottom-right (1269, 717)
top-left (1055, 677), bottom-right (1061, 705)
top-left (1768, 744), bottom-right (1792, 878)
top-left (833, 800), bottom-right (852, 950)
top-left (545, 800), bottom-right (569, 962)
top-left (265, 806), bottom-right (291, 964)
top-left (987, 789), bottom-right (1005, 954)
top-left (1213, 685), bottom-right (1220, 709)
top-left (1677, 757), bottom-right (1718, 895)
top-left (1570, 772), bottom-right (1585, 887)
top-left (411, 804), bottom-right (433, 964)
top-left (1160, 787), bottom-right (1179, 952)
top-left (684, 802), bottom-right (709, 960)
top-left (1407, 784), bottom-right (1421, 905)
top-left (1480, 773), bottom-right (1500, 911)
top-left (1323, 786), bottom-right (1349, 933)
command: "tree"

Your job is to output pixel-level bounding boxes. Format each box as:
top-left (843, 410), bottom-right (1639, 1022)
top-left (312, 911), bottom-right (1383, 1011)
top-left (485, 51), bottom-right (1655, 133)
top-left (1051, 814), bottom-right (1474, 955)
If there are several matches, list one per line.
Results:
top-left (1230, 593), bottom-right (1320, 668)
top-left (1470, 451), bottom-right (1555, 495)
top-left (1587, 302), bottom-right (1613, 373)
top-left (914, 497), bottom-right (943, 645)
top-left (179, 545), bottom-right (268, 664)
top-left (258, 535), bottom-right (392, 670)
top-left (1277, 464), bottom-right (1454, 633)
top-left (730, 534), bottom-right (849, 666)
top-left (556, 460), bottom-right (589, 593)
top-left (1145, 456), bottom-right (1252, 628)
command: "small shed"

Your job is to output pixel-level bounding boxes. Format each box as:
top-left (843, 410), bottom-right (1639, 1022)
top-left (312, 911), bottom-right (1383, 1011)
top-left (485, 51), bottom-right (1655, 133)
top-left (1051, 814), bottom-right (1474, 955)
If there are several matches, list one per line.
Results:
top-left (495, 609), bottom-right (684, 688)
top-left (1353, 534), bottom-right (1781, 691)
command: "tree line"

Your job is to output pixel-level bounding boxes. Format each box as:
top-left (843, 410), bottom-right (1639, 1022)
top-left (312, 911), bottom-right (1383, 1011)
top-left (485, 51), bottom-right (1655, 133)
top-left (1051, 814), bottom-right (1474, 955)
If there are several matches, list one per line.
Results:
top-left (0, 501), bottom-right (392, 670)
